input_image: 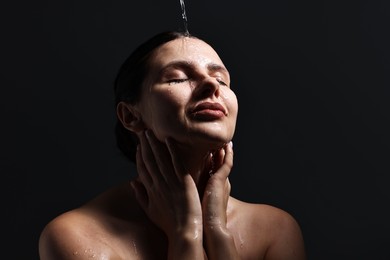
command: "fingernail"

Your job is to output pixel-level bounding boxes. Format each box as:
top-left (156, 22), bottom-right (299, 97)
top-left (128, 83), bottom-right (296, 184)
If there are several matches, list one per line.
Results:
top-left (229, 141), bottom-right (233, 147)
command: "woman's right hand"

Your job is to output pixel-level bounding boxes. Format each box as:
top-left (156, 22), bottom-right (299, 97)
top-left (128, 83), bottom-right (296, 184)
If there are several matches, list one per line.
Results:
top-left (131, 129), bottom-right (203, 240)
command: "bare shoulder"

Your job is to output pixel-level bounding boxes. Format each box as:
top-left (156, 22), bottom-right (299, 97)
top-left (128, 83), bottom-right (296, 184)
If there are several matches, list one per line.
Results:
top-left (39, 208), bottom-right (121, 259)
top-left (39, 181), bottom-right (158, 260)
top-left (229, 197), bottom-right (307, 260)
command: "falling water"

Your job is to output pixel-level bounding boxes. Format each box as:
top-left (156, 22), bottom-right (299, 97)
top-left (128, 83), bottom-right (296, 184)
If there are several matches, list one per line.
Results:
top-left (179, 0), bottom-right (189, 35)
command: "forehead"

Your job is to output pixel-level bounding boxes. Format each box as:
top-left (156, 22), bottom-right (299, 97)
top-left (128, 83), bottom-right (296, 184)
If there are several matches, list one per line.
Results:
top-left (149, 37), bottom-right (225, 69)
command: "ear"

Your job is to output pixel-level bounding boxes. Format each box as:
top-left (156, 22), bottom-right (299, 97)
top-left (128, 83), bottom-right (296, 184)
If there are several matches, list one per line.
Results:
top-left (116, 101), bottom-right (145, 132)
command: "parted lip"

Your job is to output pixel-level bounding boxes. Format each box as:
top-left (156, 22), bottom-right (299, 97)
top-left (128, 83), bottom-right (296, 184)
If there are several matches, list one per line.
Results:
top-left (190, 101), bottom-right (227, 115)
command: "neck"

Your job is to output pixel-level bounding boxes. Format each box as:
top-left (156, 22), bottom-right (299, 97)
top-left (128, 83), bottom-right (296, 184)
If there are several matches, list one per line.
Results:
top-left (173, 143), bottom-right (219, 198)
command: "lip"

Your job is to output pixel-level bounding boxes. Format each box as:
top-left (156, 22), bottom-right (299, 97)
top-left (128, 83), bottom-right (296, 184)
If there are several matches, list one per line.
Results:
top-left (189, 102), bottom-right (227, 120)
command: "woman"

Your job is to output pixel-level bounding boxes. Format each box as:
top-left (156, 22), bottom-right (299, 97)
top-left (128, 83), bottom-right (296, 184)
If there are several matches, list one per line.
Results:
top-left (39, 31), bottom-right (306, 259)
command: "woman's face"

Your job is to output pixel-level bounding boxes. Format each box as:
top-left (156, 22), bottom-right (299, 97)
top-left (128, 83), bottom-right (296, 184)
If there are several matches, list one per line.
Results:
top-left (136, 37), bottom-right (238, 148)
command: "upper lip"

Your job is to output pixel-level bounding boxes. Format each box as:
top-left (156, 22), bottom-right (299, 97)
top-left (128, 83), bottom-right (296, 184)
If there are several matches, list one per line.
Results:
top-left (190, 101), bottom-right (227, 115)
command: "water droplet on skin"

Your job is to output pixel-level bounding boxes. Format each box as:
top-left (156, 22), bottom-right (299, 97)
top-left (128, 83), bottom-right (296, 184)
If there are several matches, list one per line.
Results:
top-left (132, 240), bottom-right (138, 255)
top-left (238, 232), bottom-right (245, 249)
top-left (193, 229), bottom-right (199, 239)
top-left (82, 248), bottom-right (96, 258)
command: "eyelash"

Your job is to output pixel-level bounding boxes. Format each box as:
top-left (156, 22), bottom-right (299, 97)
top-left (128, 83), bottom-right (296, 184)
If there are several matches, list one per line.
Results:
top-left (216, 78), bottom-right (228, 86)
top-left (167, 78), bottom-right (228, 86)
top-left (167, 78), bottom-right (189, 85)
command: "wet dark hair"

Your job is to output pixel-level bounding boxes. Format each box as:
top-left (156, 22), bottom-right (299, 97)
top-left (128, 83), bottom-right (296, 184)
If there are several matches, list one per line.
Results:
top-left (114, 31), bottom-right (198, 163)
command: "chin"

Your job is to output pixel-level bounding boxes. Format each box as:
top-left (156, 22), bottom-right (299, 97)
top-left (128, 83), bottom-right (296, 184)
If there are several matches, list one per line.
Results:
top-left (168, 124), bottom-right (234, 146)
top-left (200, 136), bottom-right (232, 150)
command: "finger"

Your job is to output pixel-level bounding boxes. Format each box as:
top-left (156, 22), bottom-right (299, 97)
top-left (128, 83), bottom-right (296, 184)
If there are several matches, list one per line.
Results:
top-left (225, 178), bottom-right (231, 197)
top-left (136, 144), bottom-right (153, 186)
top-left (145, 130), bottom-right (178, 184)
top-left (213, 141), bottom-right (233, 180)
top-left (212, 147), bottom-right (225, 173)
top-left (204, 152), bottom-right (213, 175)
top-left (139, 130), bottom-right (164, 184)
top-left (165, 137), bottom-right (188, 180)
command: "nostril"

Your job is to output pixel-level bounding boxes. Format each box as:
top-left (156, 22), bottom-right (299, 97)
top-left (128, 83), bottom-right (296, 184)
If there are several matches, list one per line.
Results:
top-left (197, 82), bottom-right (220, 99)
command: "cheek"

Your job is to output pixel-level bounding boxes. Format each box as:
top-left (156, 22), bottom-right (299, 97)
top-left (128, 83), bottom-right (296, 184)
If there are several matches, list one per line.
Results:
top-left (153, 88), bottom-right (188, 113)
top-left (145, 88), bottom-right (189, 128)
top-left (223, 91), bottom-right (239, 117)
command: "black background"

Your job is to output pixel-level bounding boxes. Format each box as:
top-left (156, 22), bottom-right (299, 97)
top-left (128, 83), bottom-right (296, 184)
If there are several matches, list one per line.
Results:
top-left (2, 0), bottom-right (390, 259)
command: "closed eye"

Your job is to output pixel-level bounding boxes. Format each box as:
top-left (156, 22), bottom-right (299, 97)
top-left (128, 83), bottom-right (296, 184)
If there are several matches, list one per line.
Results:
top-left (216, 77), bottom-right (228, 86)
top-left (167, 78), bottom-right (189, 85)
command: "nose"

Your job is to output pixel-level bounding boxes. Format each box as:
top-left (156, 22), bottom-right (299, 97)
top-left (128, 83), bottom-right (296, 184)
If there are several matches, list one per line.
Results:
top-left (193, 76), bottom-right (220, 99)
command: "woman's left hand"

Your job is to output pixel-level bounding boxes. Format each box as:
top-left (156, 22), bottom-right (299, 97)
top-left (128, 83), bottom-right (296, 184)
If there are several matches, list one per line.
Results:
top-left (202, 141), bottom-right (233, 230)
top-left (202, 142), bottom-right (240, 260)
